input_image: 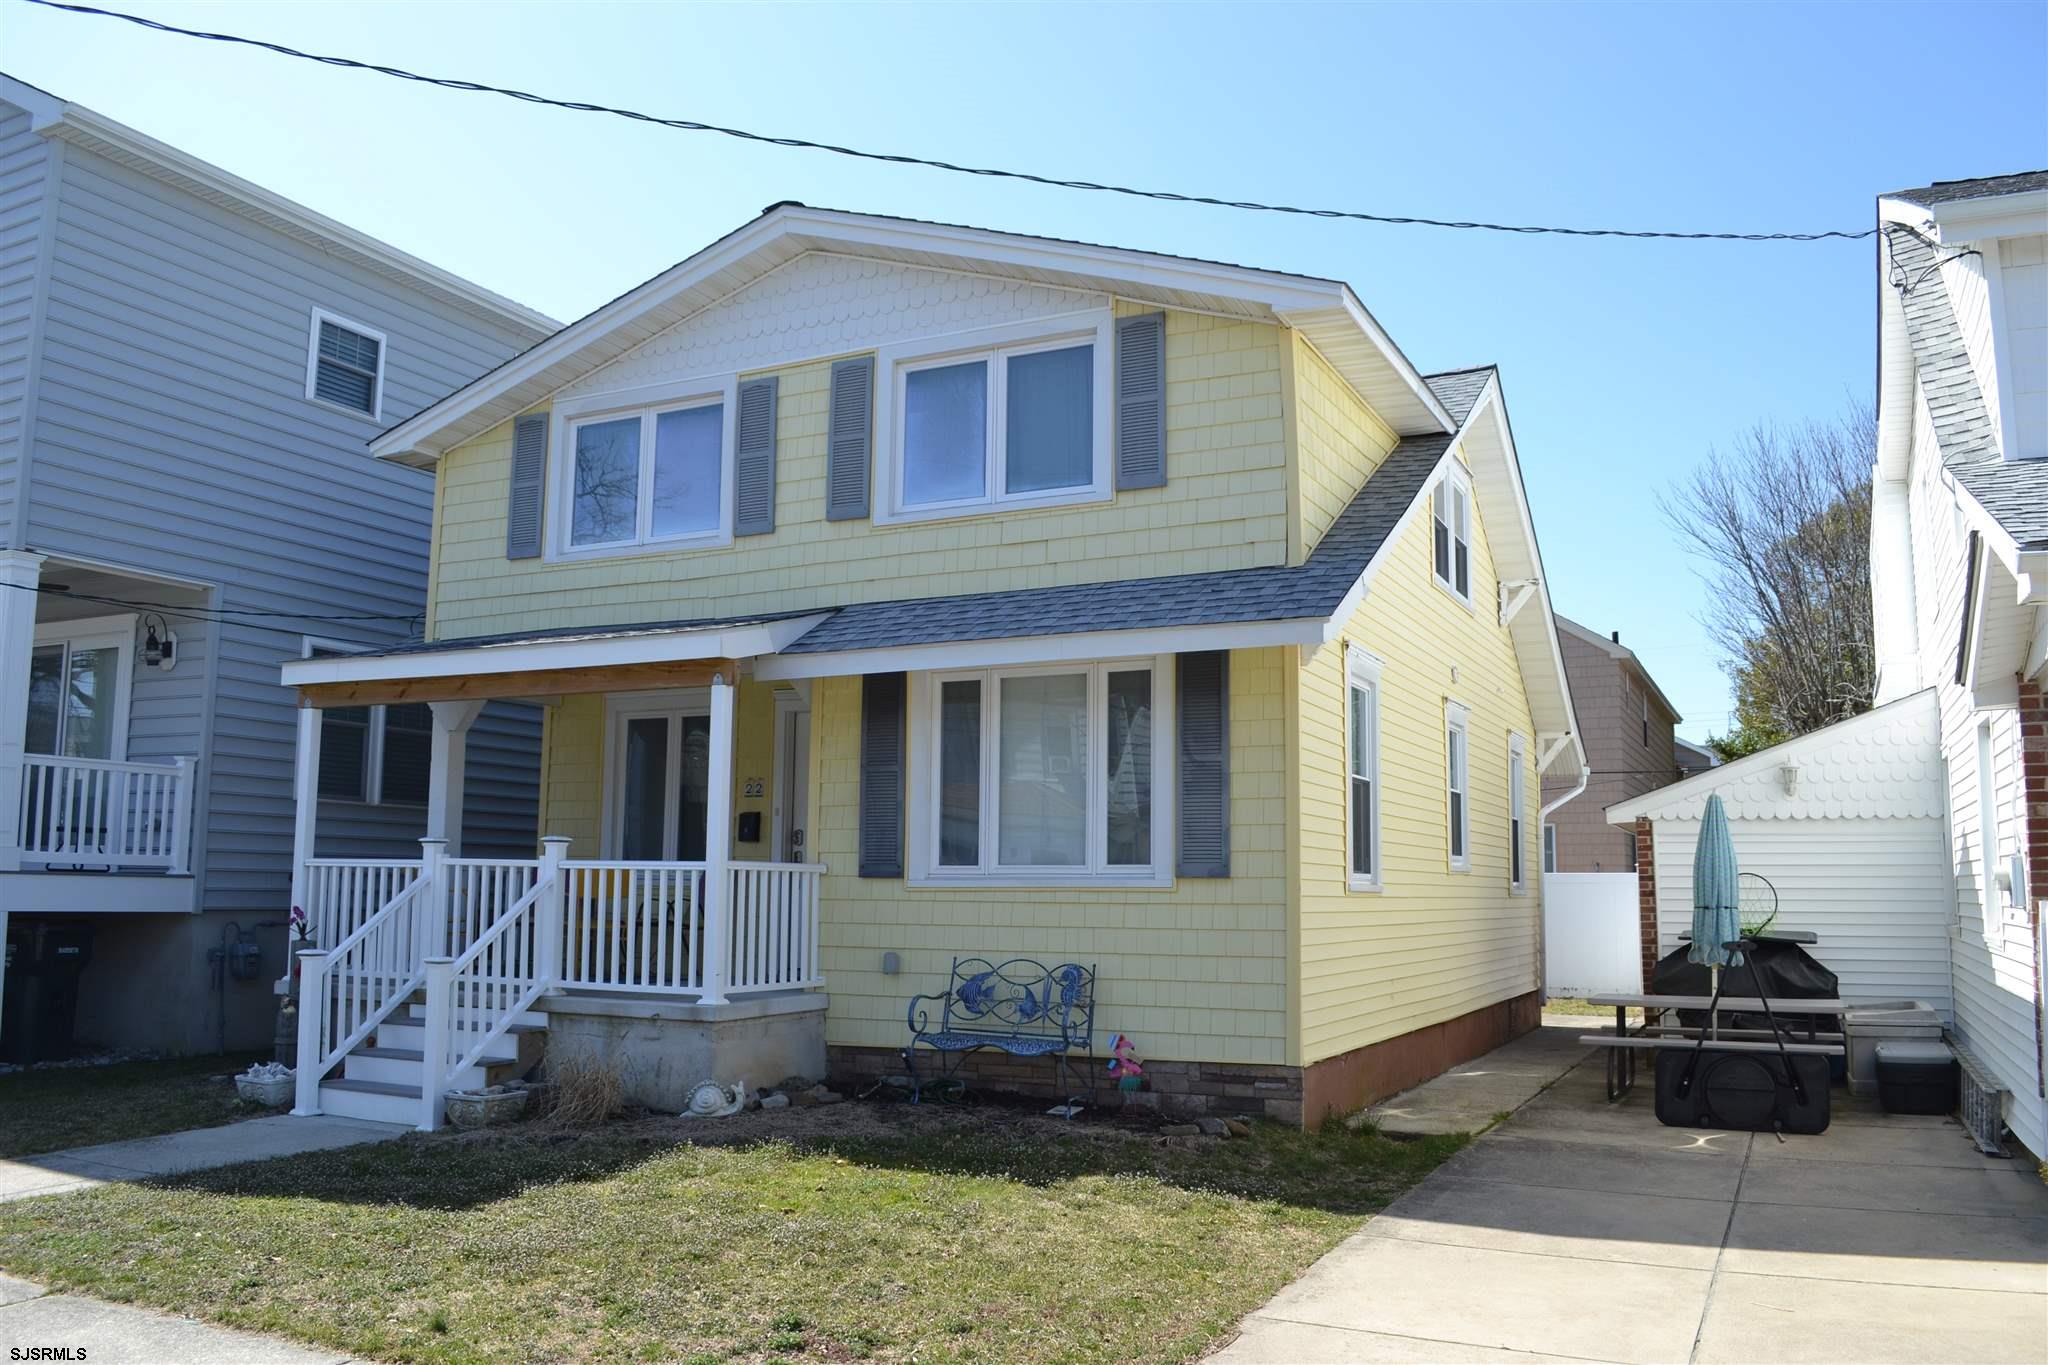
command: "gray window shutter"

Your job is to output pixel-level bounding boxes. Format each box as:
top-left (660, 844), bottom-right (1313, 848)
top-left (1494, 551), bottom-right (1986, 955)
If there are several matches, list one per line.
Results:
top-left (826, 356), bottom-right (873, 521)
top-left (734, 376), bottom-right (779, 537)
top-left (1115, 311), bottom-right (1167, 491)
top-left (859, 672), bottom-right (905, 877)
top-left (505, 413), bottom-right (548, 560)
top-left (1177, 651), bottom-right (1230, 877)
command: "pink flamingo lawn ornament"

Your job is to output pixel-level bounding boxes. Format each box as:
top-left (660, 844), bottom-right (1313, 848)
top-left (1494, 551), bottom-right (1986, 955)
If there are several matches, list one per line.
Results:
top-left (1106, 1033), bottom-right (1144, 1093)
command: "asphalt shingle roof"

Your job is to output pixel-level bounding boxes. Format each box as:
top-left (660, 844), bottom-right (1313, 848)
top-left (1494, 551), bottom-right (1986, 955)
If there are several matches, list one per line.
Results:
top-left (1886, 224), bottom-right (2048, 551)
top-left (1885, 171), bottom-right (2048, 207)
top-left (1422, 367), bottom-right (1495, 426)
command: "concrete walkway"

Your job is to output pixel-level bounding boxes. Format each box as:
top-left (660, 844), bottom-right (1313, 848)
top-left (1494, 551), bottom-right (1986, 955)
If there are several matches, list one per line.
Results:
top-left (1220, 1029), bottom-right (2048, 1364)
top-left (1357, 1022), bottom-right (1588, 1136)
top-left (0, 1274), bottom-right (350, 1363)
top-left (0, 1113), bottom-right (408, 1204)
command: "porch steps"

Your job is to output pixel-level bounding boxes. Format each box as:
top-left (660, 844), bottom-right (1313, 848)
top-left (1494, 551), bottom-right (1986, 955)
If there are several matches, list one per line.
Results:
top-left (313, 1003), bottom-right (549, 1126)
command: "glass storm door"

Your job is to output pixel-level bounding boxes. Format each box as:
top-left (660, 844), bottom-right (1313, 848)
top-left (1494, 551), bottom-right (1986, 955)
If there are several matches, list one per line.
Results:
top-left (617, 712), bottom-right (710, 861)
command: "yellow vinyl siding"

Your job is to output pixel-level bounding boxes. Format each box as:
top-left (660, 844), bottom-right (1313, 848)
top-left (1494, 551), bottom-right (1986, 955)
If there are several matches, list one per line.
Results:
top-left (1293, 451), bottom-right (1540, 1066)
top-left (427, 308), bottom-right (1289, 640)
top-left (1289, 332), bottom-right (1400, 563)
top-left (810, 649), bottom-right (1291, 1065)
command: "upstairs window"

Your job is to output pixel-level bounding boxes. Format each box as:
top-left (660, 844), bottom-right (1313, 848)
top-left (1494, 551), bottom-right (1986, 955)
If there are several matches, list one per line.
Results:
top-left (306, 310), bottom-right (385, 419)
top-left (878, 318), bottom-right (1113, 525)
top-left (558, 383), bottom-right (734, 556)
top-left (1446, 702), bottom-right (1470, 870)
top-left (1432, 473), bottom-right (1472, 601)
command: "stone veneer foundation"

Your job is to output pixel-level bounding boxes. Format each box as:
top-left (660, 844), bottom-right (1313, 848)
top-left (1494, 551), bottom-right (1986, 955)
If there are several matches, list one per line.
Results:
top-left (828, 989), bottom-right (1541, 1129)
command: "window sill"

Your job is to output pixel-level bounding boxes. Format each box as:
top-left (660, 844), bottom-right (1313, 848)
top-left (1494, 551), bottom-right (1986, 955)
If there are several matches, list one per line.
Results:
top-left (909, 869), bottom-right (1174, 891)
top-left (1447, 861), bottom-right (1471, 874)
top-left (1346, 875), bottom-right (1382, 894)
top-left (307, 395), bottom-right (381, 423)
top-left (547, 531), bottom-right (735, 565)
top-left (1431, 574), bottom-right (1476, 613)
top-left (876, 484), bottom-right (1111, 529)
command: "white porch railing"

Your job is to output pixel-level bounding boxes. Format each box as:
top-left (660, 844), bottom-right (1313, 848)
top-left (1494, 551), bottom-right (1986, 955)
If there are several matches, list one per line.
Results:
top-left (17, 754), bottom-right (196, 872)
top-left (293, 838), bottom-right (826, 1129)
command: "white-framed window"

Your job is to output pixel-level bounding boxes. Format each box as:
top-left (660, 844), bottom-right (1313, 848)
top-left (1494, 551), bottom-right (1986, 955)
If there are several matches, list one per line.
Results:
top-left (553, 378), bottom-right (737, 559)
top-left (1508, 734), bottom-right (1527, 893)
top-left (1345, 647), bottom-right (1382, 891)
top-left (1431, 471), bottom-right (1472, 602)
top-left (1623, 829), bottom-right (1639, 872)
top-left (1542, 823), bottom-right (1558, 874)
top-left (873, 314), bottom-right (1115, 526)
top-left (304, 638), bottom-right (429, 806)
top-left (908, 657), bottom-right (1173, 886)
top-left (304, 309), bottom-right (386, 419)
top-left (1976, 720), bottom-right (2004, 913)
top-left (1641, 691), bottom-right (1651, 746)
top-left (1445, 701), bottom-right (1470, 871)
top-left (27, 615), bottom-right (136, 761)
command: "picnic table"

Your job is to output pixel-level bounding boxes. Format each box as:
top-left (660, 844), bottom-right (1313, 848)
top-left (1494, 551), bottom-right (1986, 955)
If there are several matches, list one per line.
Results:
top-left (1580, 992), bottom-right (1861, 1101)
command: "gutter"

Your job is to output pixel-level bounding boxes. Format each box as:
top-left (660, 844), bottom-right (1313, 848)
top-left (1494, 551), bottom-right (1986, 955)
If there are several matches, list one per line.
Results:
top-left (1540, 763), bottom-right (1591, 821)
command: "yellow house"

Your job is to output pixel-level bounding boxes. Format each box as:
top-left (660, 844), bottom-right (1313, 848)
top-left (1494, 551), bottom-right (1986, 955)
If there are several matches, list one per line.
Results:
top-left (277, 206), bottom-right (1584, 1130)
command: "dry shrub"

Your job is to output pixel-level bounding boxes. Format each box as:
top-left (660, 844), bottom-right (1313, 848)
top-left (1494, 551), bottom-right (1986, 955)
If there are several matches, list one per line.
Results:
top-left (537, 1054), bottom-right (624, 1127)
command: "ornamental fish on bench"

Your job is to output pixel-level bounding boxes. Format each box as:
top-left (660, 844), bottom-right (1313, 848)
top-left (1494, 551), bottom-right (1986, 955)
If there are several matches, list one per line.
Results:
top-left (903, 957), bottom-right (1096, 1115)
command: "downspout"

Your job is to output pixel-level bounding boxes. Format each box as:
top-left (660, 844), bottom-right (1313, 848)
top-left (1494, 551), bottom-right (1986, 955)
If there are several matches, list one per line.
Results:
top-left (1539, 762), bottom-right (1590, 822)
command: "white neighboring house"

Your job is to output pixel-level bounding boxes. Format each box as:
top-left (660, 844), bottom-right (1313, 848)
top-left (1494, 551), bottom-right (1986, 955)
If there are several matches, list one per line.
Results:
top-left (1612, 170), bottom-right (2048, 1159)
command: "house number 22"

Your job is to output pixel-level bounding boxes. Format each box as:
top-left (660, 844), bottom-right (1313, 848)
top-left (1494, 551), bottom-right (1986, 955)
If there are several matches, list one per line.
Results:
top-left (743, 778), bottom-right (765, 798)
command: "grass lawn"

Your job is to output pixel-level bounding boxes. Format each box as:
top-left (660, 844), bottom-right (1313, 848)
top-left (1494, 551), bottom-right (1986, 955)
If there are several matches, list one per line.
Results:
top-left (0, 1052), bottom-right (276, 1160)
top-left (0, 1100), bottom-right (1463, 1364)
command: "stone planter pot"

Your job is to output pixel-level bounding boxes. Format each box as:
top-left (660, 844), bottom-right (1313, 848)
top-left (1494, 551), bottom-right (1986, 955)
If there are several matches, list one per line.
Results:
top-left (236, 1073), bottom-right (295, 1107)
top-left (444, 1087), bottom-right (529, 1130)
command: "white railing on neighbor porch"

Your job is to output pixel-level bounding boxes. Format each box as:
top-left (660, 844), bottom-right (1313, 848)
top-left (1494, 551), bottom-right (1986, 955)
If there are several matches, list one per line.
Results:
top-left (295, 838), bottom-right (826, 1129)
top-left (18, 754), bottom-right (196, 872)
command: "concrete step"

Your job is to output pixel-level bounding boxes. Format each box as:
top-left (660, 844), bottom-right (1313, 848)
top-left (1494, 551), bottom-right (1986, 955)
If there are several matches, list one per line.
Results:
top-left (318, 1077), bottom-right (420, 1125)
top-left (372, 1016), bottom-right (533, 1061)
top-left (342, 1045), bottom-right (512, 1091)
top-left (405, 1002), bottom-right (549, 1030)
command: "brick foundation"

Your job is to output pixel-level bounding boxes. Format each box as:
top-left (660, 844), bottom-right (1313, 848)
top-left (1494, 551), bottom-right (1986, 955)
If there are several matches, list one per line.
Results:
top-left (2020, 678), bottom-right (2046, 1099)
top-left (1636, 816), bottom-right (1659, 990)
top-left (831, 987), bottom-right (1542, 1131)
top-left (1298, 989), bottom-right (1542, 1128)
top-left (827, 1044), bottom-right (1306, 1125)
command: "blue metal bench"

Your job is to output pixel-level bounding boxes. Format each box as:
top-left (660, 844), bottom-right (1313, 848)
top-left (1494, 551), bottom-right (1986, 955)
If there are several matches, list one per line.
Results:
top-left (903, 957), bottom-right (1096, 1109)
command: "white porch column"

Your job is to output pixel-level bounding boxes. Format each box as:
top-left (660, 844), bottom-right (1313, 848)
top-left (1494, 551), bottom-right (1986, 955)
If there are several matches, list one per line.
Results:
top-left (699, 670), bottom-right (737, 1006)
top-left (425, 700), bottom-right (484, 857)
top-left (287, 703), bottom-right (322, 919)
top-left (0, 550), bottom-right (47, 874)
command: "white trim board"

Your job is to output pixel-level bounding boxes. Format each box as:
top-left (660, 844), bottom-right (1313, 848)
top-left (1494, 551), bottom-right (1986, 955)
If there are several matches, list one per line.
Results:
top-left (756, 617), bottom-right (1327, 681)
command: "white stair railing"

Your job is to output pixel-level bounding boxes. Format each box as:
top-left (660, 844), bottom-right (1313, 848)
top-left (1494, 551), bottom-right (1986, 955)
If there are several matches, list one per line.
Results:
top-left (302, 857), bottom-right (425, 949)
top-left (291, 844), bottom-right (439, 1116)
top-left (442, 857), bottom-right (541, 956)
top-left (419, 838), bottom-right (567, 1130)
top-left (18, 754), bottom-right (196, 872)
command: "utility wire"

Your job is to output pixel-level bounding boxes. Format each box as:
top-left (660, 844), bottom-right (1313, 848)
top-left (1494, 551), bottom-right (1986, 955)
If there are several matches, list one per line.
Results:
top-left (2, 579), bottom-right (423, 634)
top-left (24, 0), bottom-right (1876, 244)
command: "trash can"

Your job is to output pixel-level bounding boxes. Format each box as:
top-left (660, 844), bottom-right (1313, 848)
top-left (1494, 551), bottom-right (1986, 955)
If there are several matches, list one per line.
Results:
top-left (0, 920), bottom-right (96, 1065)
top-left (1844, 1003), bottom-right (1945, 1096)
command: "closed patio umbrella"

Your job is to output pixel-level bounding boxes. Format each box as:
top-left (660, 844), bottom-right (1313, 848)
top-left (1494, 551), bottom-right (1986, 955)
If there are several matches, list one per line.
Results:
top-left (1690, 796), bottom-right (1744, 1028)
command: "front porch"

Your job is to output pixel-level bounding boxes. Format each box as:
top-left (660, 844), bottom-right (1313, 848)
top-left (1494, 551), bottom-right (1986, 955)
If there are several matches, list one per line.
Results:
top-left (282, 619), bottom-right (830, 1129)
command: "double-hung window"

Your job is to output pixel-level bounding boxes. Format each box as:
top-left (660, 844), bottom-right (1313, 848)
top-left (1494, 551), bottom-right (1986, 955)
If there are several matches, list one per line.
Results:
top-left (1346, 649), bottom-right (1381, 890)
top-left (1445, 702), bottom-right (1470, 870)
top-left (915, 659), bottom-right (1170, 883)
top-left (878, 316), bottom-right (1114, 524)
top-left (1508, 734), bottom-right (1527, 892)
top-left (305, 310), bottom-right (386, 419)
top-left (1431, 472), bottom-right (1472, 602)
top-left (1542, 824), bottom-right (1558, 874)
top-left (557, 381), bottom-right (735, 557)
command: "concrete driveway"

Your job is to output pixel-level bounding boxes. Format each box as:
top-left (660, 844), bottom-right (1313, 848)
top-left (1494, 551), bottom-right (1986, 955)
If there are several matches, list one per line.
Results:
top-left (1217, 1030), bottom-right (2048, 1363)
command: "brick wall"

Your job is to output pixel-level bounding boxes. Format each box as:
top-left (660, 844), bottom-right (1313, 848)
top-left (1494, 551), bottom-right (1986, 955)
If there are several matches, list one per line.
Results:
top-left (828, 1045), bottom-right (1305, 1125)
top-left (1636, 816), bottom-right (1659, 986)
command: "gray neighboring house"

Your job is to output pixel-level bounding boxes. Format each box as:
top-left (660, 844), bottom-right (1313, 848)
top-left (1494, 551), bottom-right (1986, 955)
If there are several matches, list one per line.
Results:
top-left (0, 75), bottom-right (552, 1056)
top-left (1539, 614), bottom-right (1682, 874)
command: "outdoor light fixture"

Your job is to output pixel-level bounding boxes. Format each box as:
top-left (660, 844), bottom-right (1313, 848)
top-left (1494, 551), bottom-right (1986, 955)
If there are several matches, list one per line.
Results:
top-left (141, 613), bottom-right (177, 671)
top-left (1777, 762), bottom-right (1800, 797)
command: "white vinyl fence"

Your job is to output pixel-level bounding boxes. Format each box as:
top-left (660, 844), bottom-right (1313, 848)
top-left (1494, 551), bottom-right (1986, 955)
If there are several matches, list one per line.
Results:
top-left (1544, 872), bottom-right (1641, 997)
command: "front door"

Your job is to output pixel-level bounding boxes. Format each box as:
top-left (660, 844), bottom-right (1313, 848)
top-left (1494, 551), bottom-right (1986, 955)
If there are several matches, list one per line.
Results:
top-left (776, 707), bottom-right (810, 860)
top-left (26, 617), bottom-right (133, 760)
top-left (614, 710), bottom-right (710, 861)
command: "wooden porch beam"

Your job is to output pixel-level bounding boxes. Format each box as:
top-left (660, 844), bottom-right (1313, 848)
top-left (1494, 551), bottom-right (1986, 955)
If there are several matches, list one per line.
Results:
top-left (297, 658), bottom-right (740, 708)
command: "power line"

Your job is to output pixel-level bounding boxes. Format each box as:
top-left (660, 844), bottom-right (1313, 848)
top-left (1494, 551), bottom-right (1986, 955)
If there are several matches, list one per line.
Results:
top-left (24, 0), bottom-right (1876, 245)
top-left (2, 578), bottom-right (423, 634)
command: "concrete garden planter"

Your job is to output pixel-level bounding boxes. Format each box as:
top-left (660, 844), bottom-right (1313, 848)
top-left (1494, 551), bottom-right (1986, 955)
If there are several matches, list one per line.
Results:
top-left (235, 1065), bottom-right (295, 1107)
top-left (444, 1086), bottom-right (529, 1130)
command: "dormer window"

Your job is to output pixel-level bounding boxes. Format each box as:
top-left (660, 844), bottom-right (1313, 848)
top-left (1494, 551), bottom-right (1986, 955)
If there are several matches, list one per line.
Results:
top-left (1432, 472), bottom-right (1472, 602)
top-left (876, 315), bottom-right (1114, 524)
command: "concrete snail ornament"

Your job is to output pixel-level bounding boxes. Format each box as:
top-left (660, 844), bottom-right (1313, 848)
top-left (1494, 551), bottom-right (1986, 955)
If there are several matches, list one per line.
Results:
top-left (683, 1079), bottom-right (748, 1118)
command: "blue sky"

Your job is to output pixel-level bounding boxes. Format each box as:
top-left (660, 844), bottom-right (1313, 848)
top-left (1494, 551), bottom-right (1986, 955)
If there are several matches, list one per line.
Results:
top-left (6, 0), bottom-right (2045, 735)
